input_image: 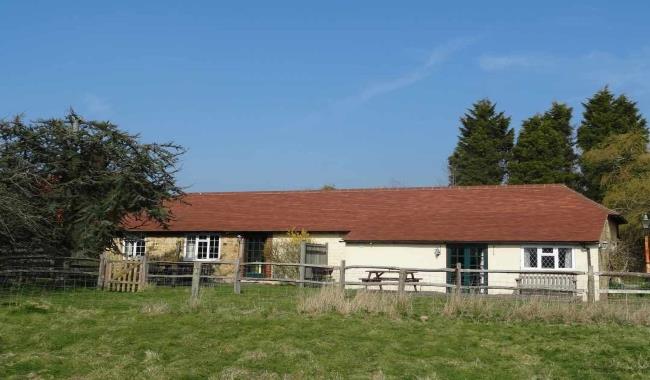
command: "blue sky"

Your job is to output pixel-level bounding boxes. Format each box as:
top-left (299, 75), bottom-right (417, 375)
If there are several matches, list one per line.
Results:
top-left (1, 1), bottom-right (649, 191)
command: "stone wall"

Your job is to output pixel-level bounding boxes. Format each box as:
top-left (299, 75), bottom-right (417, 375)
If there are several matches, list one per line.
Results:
top-left (145, 235), bottom-right (184, 261)
top-left (137, 233), bottom-right (242, 276)
top-left (215, 234), bottom-right (241, 276)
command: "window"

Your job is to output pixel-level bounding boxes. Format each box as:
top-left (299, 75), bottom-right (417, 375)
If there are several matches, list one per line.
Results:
top-left (245, 237), bottom-right (266, 277)
top-left (124, 237), bottom-right (145, 257)
top-left (523, 248), bottom-right (537, 268)
top-left (522, 247), bottom-right (574, 270)
top-left (541, 248), bottom-right (555, 269)
top-left (558, 248), bottom-right (572, 268)
top-left (184, 234), bottom-right (219, 260)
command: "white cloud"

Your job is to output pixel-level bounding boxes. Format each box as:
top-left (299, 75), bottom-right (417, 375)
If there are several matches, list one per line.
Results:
top-left (580, 50), bottom-right (650, 94)
top-left (477, 49), bottom-right (650, 97)
top-left (82, 93), bottom-right (112, 115)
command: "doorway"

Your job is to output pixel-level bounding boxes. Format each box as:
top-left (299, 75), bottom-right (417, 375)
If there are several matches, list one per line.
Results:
top-left (244, 235), bottom-right (268, 277)
top-left (446, 244), bottom-right (488, 293)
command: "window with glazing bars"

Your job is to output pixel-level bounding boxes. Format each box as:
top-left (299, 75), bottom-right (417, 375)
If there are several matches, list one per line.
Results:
top-left (522, 247), bottom-right (573, 270)
top-left (184, 234), bottom-right (219, 260)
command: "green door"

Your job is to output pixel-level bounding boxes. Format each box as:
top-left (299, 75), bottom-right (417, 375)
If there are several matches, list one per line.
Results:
top-left (446, 244), bottom-right (488, 293)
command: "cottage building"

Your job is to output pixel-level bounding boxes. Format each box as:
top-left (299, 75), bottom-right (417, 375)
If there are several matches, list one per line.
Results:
top-left (121, 184), bottom-right (624, 296)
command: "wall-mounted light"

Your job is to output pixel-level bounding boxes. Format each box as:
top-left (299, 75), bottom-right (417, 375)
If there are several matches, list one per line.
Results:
top-left (598, 241), bottom-right (608, 250)
top-left (434, 247), bottom-right (441, 257)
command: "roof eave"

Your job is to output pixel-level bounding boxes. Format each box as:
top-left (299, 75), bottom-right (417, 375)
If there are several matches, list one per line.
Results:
top-left (608, 213), bottom-right (627, 225)
top-left (343, 239), bottom-right (601, 245)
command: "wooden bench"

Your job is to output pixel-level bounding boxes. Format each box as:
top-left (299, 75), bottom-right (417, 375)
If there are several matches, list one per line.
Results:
top-left (516, 273), bottom-right (577, 296)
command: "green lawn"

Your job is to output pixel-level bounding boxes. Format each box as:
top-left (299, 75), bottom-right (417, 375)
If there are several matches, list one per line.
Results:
top-left (1, 286), bottom-right (649, 379)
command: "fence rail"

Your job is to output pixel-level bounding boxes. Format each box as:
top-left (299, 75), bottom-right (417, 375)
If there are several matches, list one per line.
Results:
top-left (2, 256), bottom-right (649, 302)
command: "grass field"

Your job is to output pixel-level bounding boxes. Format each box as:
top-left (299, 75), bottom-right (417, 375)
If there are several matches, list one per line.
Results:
top-left (1, 285), bottom-right (650, 379)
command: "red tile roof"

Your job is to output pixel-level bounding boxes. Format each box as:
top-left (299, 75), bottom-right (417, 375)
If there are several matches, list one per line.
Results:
top-left (124, 184), bottom-right (623, 243)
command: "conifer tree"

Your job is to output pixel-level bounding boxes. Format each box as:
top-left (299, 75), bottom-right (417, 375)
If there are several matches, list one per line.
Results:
top-left (0, 112), bottom-right (185, 255)
top-left (448, 99), bottom-right (514, 185)
top-left (509, 102), bottom-right (576, 185)
top-left (577, 87), bottom-right (648, 200)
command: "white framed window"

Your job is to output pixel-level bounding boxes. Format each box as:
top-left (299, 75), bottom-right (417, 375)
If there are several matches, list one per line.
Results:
top-left (184, 234), bottom-right (220, 261)
top-left (522, 247), bottom-right (574, 270)
top-left (123, 237), bottom-right (146, 257)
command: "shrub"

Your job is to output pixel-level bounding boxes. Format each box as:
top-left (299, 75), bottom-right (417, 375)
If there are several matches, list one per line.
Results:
top-left (268, 229), bottom-right (312, 279)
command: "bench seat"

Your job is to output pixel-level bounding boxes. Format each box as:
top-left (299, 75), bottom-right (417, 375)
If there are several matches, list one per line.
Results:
top-left (516, 273), bottom-right (577, 294)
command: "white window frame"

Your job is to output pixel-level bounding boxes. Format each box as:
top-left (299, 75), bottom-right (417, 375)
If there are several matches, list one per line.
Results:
top-left (521, 246), bottom-right (575, 270)
top-left (183, 233), bottom-right (221, 261)
top-left (123, 236), bottom-right (146, 257)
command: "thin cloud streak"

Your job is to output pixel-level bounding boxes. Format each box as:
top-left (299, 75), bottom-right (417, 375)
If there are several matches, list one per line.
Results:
top-left (288, 37), bottom-right (475, 132)
top-left (478, 53), bottom-right (556, 71)
top-left (340, 37), bottom-right (476, 106)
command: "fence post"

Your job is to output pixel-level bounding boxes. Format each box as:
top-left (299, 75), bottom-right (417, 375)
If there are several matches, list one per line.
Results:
top-left (233, 258), bottom-right (241, 294)
top-left (398, 269), bottom-right (406, 295)
top-left (62, 258), bottom-right (70, 287)
top-left (299, 241), bottom-right (306, 288)
top-left (139, 255), bottom-right (148, 290)
top-left (339, 260), bottom-right (346, 291)
top-left (191, 261), bottom-right (201, 303)
top-left (97, 253), bottom-right (106, 289)
top-left (587, 265), bottom-right (595, 304)
top-left (455, 262), bottom-right (462, 295)
top-left (105, 256), bottom-right (113, 291)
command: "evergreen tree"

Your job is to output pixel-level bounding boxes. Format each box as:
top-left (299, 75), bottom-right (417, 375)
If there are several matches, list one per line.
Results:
top-left (0, 112), bottom-right (185, 255)
top-left (448, 99), bottom-right (514, 185)
top-left (577, 87), bottom-right (648, 200)
top-left (509, 102), bottom-right (577, 185)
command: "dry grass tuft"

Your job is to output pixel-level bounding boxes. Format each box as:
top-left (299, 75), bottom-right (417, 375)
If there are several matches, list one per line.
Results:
top-left (213, 367), bottom-right (281, 380)
top-left (437, 295), bottom-right (650, 326)
top-left (10, 300), bottom-right (52, 314)
top-left (297, 287), bottom-right (412, 318)
top-left (143, 350), bottom-right (160, 362)
top-left (139, 301), bottom-right (171, 315)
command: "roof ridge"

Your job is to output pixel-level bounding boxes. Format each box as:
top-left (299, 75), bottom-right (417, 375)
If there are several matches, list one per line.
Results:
top-left (185, 183), bottom-right (568, 196)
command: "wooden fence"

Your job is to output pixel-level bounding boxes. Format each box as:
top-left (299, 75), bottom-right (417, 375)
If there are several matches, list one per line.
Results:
top-left (2, 255), bottom-right (650, 303)
top-left (0, 255), bottom-right (99, 288)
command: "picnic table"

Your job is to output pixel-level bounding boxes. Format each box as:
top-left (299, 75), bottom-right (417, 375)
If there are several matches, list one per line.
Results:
top-left (360, 270), bottom-right (421, 291)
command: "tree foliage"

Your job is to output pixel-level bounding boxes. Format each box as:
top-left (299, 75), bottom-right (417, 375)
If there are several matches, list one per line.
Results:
top-left (577, 87), bottom-right (648, 201)
top-left (582, 131), bottom-right (650, 270)
top-left (0, 112), bottom-right (185, 256)
top-left (509, 102), bottom-right (577, 185)
top-left (448, 99), bottom-right (514, 185)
